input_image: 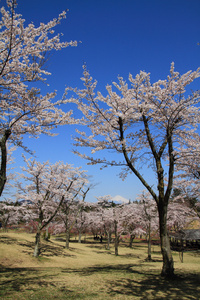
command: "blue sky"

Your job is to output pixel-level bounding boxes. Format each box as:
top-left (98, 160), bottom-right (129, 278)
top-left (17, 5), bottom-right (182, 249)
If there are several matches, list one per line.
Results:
top-left (2, 0), bottom-right (200, 202)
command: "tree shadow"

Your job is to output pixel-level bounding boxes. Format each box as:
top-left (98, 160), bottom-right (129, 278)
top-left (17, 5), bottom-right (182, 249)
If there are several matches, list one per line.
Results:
top-left (0, 266), bottom-right (84, 299)
top-left (0, 235), bottom-right (34, 248)
top-left (61, 263), bottom-right (144, 276)
top-left (0, 267), bottom-right (56, 296)
top-left (85, 244), bottom-right (106, 249)
top-left (0, 236), bottom-right (18, 245)
top-left (107, 272), bottom-right (200, 299)
top-left (0, 262), bottom-right (199, 299)
top-left (61, 264), bottom-right (200, 299)
top-left (39, 242), bottom-right (75, 257)
top-left (0, 235), bottom-right (75, 258)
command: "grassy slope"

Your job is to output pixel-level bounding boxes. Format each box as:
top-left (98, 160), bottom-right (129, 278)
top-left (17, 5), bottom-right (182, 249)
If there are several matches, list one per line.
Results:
top-left (0, 231), bottom-right (199, 300)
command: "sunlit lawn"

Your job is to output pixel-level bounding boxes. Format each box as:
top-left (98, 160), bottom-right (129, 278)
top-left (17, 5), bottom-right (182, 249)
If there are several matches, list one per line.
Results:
top-left (0, 231), bottom-right (199, 299)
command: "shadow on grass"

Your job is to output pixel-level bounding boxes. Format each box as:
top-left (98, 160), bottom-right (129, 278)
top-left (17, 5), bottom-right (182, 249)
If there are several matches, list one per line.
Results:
top-left (1, 236), bottom-right (199, 299)
top-left (84, 244), bottom-right (163, 263)
top-left (61, 263), bottom-right (147, 276)
top-left (39, 242), bottom-right (75, 257)
top-left (108, 272), bottom-right (200, 299)
top-left (0, 236), bottom-right (75, 258)
top-left (62, 264), bottom-right (200, 299)
top-left (0, 267), bottom-right (57, 296)
top-left (0, 263), bottom-right (199, 299)
top-left (0, 236), bottom-right (18, 245)
top-left (0, 266), bottom-right (94, 299)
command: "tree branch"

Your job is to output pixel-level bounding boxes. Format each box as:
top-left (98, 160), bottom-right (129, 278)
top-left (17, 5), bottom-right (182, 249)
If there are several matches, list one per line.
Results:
top-left (118, 116), bottom-right (158, 202)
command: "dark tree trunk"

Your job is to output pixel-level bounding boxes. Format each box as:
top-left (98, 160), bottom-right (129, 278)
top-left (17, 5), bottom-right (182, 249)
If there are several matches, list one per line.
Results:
top-left (65, 214), bottom-right (70, 249)
top-left (114, 220), bottom-right (119, 256)
top-left (106, 231), bottom-right (111, 250)
top-left (146, 221), bottom-right (152, 261)
top-left (129, 234), bottom-right (135, 248)
top-left (45, 224), bottom-right (50, 241)
top-left (65, 228), bottom-right (70, 249)
top-left (158, 202), bottom-right (174, 277)
top-left (34, 230), bottom-right (41, 257)
top-left (78, 232), bottom-right (82, 243)
top-left (119, 113), bottom-right (175, 277)
top-left (0, 129), bottom-right (11, 197)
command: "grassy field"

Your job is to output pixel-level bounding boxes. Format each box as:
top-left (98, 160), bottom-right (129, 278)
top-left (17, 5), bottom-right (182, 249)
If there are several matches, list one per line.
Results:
top-left (0, 231), bottom-right (199, 299)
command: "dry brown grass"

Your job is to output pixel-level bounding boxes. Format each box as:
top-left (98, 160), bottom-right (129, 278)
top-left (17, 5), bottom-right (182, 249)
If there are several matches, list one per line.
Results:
top-left (0, 231), bottom-right (199, 299)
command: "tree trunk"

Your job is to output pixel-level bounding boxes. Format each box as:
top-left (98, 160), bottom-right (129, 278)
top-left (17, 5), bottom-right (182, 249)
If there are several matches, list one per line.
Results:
top-left (45, 224), bottom-right (50, 241)
top-left (65, 228), bottom-right (70, 249)
top-left (114, 220), bottom-right (119, 256)
top-left (65, 214), bottom-right (70, 249)
top-left (78, 232), bottom-right (82, 243)
top-left (0, 129), bottom-right (11, 196)
top-left (147, 221), bottom-right (152, 261)
top-left (106, 231), bottom-right (111, 250)
top-left (129, 234), bottom-right (135, 248)
top-left (34, 231), bottom-right (41, 257)
top-left (158, 203), bottom-right (174, 277)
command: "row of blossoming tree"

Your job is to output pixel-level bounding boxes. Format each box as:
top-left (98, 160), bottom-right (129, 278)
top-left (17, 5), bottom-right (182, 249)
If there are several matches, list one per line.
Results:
top-left (65, 64), bottom-right (200, 277)
top-left (0, 0), bottom-right (200, 278)
top-left (0, 189), bottom-right (197, 260)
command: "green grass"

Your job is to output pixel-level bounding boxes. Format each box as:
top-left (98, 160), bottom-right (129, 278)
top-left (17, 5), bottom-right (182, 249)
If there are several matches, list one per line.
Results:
top-left (0, 231), bottom-right (199, 299)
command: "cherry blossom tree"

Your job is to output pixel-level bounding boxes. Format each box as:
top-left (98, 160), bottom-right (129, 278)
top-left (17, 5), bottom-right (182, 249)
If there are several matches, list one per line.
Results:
top-left (95, 196), bottom-right (126, 255)
top-left (0, 145), bottom-right (22, 229)
top-left (53, 202), bottom-right (78, 244)
top-left (86, 209), bottom-right (104, 240)
top-left (136, 191), bottom-right (159, 261)
top-left (0, 198), bottom-right (24, 230)
top-left (174, 136), bottom-right (200, 218)
top-left (0, 0), bottom-right (77, 196)
top-left (167, 187), bottom-right (199, 230)
top-left (74, 203), bottom-right (89, 243)
top-left (167, 198), bottom-right (196, 232)
top-left (56, 182), bottom-right (91, 249)
top-left (17, 157), bottom-right (85, 257)
top-left (119, 202), bottom-right (143, 248)
top-left (55, 201), bottom-right (79, 248)
top-left (96, 195), bottom-right (116, 250)
top-left (69, 64), bottom-right (200, 277)
top-left (109, 205), bottom-right (123, 256)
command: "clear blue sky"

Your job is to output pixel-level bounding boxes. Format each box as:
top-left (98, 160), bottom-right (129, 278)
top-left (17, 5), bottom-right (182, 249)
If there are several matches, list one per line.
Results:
top-left (2, 0), bottom-right (200, 202)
